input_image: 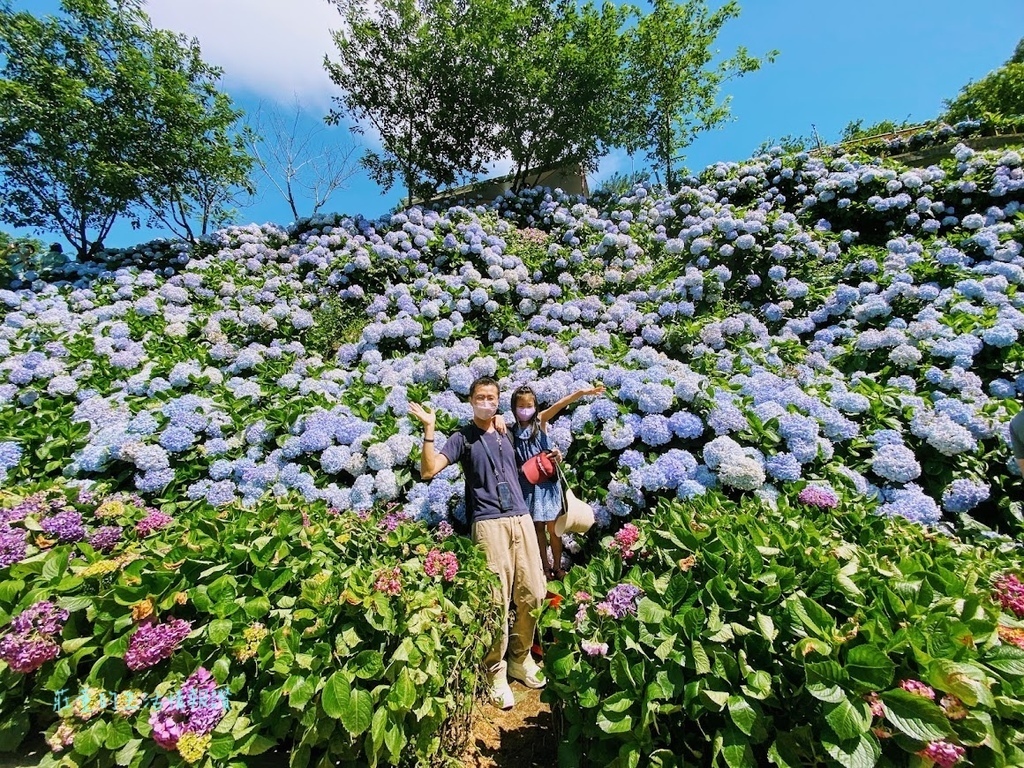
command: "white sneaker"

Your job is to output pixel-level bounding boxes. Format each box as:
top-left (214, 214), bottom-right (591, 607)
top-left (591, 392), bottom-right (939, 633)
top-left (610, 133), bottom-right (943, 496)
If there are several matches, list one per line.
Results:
top-left (487, 677), bottom-right (515, 709)
top-left (508, 655), bottom-right (546, 689)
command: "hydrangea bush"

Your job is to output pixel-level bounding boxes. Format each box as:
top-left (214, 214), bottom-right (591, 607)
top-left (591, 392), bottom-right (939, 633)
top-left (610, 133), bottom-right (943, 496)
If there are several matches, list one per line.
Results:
top-left (540, 491), bottom-right (1024, 767)
top-left (0, 487), bottom-right (498, 766)
top-left (1, 137), bottom-right (1024, 764)
top-left (1, 142), bottom-right (1023, 537)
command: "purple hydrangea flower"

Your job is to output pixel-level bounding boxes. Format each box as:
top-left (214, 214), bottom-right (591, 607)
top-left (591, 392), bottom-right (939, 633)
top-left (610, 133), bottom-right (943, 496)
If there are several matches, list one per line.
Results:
top-left (136, 511), bottom-right (173, 536)
top-left (124, 618), bottom-right (193, 671)
top-left (40, 511), bottom-right (85, 543)
top-left (596, 584), bottom-right (643, 619)
top-left (0, 524), bottom-right (27, 567)
top-left (798, 484), bottom-right (839, 509)
top-left (88, 525), bottom-right (122, 553)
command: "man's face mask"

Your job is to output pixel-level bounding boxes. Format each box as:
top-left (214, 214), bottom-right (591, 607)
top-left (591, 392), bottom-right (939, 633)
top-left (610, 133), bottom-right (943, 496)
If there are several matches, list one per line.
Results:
top-left (471, 387), bottom-right (499, 421)
top-left (473, 402), bottom-right (497, 421)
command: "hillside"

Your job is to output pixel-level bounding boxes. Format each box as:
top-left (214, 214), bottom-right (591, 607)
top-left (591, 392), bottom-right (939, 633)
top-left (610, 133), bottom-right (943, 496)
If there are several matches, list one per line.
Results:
top-left (2, 140), bottom-right (1024, 766)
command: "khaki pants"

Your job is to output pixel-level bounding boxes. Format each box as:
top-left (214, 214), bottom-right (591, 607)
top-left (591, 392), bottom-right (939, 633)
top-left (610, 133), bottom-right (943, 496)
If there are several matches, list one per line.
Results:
top-left (471, 514), bottom-right (547, 681)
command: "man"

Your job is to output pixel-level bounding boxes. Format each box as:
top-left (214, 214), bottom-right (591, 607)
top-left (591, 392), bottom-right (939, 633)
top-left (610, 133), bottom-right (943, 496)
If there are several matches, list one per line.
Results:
top-left (1011, 410), bottom-right (1024, 475)
top-left (408, 376), bottom-right (547, 709)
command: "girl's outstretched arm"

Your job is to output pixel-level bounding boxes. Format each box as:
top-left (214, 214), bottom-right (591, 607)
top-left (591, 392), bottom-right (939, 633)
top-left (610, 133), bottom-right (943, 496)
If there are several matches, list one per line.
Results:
top-left (539, 385), bottom-right (606, 425)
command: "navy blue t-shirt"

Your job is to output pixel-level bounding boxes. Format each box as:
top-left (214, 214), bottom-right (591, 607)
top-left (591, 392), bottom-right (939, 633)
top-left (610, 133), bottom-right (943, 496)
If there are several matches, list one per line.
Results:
top-left (440, 424), bottom-right (529, 523)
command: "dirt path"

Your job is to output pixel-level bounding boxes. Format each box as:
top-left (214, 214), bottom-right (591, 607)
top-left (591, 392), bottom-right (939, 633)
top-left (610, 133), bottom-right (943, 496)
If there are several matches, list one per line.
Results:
top-left (460, 684), bottom-right (559, 768)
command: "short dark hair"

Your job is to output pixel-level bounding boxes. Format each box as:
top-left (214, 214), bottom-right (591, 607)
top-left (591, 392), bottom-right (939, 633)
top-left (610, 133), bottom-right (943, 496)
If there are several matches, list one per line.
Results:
top-left (469, 376), bottom-right (500, 397)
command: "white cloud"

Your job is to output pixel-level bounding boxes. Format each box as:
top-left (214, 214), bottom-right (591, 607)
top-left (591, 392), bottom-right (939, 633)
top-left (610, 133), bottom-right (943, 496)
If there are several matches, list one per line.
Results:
top-left (145, 0), bottom-right (342, 109)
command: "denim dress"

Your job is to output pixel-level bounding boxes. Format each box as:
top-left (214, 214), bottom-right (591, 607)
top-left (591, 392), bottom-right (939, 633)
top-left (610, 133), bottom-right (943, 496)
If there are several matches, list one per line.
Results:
top-left (512, 424), bottom-right (563, 523)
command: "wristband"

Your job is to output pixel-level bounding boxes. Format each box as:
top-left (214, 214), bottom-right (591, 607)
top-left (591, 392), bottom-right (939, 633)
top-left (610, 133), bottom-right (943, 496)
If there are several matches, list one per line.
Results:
top-left (423, 438), bottom-right (434, 443)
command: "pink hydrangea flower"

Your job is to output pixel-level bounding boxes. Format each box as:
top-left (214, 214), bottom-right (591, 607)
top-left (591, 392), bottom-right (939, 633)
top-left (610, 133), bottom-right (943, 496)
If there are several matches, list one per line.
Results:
top-left (610, 524), bottom-right (640, 558)
top-left (581, 640), bottom-right (609, 657)
top-left (424, 549), bottom-right (458, 581)
top-left (917, 740), bottom-right (966, 767)
top-left (993, 573), bottom-right (1024, 618)
top-left (798, 485), bottom-right (839, 509)
top-left (899, 679), bottom-right (936, 700)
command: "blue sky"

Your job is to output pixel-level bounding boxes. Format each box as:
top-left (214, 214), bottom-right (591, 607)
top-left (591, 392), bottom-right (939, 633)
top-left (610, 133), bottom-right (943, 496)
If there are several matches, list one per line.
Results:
top-left (13, 0), bottom-right (1024, 250)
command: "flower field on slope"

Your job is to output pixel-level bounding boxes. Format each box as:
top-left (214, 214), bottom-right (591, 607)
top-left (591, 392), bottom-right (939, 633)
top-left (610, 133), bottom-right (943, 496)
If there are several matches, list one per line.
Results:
top-left (0, 140), bottom-right (1023, 766)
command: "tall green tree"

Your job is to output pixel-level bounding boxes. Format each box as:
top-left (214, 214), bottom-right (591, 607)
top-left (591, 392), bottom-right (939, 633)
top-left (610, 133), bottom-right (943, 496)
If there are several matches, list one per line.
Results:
top-left (325, 0), bottom-right (495, 204)
top-left (620, 0), bottom-right (775, 191)
top-left (479, 0), bottom-right (629, 193)
top-left (0, 0), bottom-right (252, 256)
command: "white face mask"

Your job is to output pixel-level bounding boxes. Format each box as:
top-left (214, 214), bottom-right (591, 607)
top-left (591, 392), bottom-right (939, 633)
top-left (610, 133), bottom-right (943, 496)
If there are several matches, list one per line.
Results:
top-left (472, 402), bottom-right (497, 421)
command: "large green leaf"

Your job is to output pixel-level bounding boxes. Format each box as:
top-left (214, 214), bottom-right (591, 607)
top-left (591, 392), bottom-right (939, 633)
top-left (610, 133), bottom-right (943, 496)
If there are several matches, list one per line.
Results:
top-left (321, 671), bottom-right (350, 720)
top-left (984, 646), bottom-right (1024, 676)
top-left (878, 690), bottom-right (953, 742)
top-left (821, 730), bottom-right (881, 768)
top-left (351, 649), bottom-right (384, 680)
top-left (926, 659), bottom-right (994, 708)
top-left (845, 645), bottom-right (895, 691)
top-left (638, 596), bottom-right (670, 625)
top-left (823, 697), bottom-right (871, 741)
top-left (727, 695), bottom-right (760, 737)
top-left (207, 618), bottom-right (233, 645)
top-left (387, 668), bottom-right (417, 712)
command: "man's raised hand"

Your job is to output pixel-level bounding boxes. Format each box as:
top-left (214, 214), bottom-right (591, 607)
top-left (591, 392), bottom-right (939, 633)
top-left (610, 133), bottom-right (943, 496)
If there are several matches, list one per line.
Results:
top-left (407, 401), bottom-right (436, 429)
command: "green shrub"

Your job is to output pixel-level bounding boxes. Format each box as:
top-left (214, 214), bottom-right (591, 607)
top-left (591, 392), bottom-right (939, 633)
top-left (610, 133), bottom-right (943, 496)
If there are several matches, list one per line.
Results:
top-left (540, 491), bottom-right (1024, 767)
top-left (0, 486), bottom-right (500, 767)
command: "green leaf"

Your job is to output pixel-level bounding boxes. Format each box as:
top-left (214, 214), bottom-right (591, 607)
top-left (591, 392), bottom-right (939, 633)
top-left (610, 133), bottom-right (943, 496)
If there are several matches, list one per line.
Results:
top-left (719, 725), bottom-right (756, 768)
top-left (207, 618), bottom-right (233, 645)
top-left (244, 595), bottom-right (271, 619)
top-left (289, 676), bottom-right (317, 709)
top-left (104, 719), bottom-right (134, 750)
top-left (383, 716), bottom-right (405, 759)
top-left (0, 713), bottom-right (28, 752)
top-left (755, 613), bottom-right (777, 643)
top-left (692, 640), bottom-right (711, 675)
top-left (73, 720), bottom-right (106, 757)
top-left (387, 668), bottom-right (416, 712)
top-left (596, 708), bottom-right (633, 734)
top-left (351, 649), bottom-right (384, 680)
top-left (845, 645), bottom-right (895, 691)
top-left (822, 731), bottom-right (881, 768)
top-left (114, 738), bottom-right (142, 767)
top-left (727, 696), bottom-right (758, 737)
top-left (926, 659), bottom-right (994, 708)
top-left (637, 597), bottom-right (669, 625)
top-left (767, 735), bottom-right (803, 768)
top-left (790, 595), bottom-right (836, 639)
top-left (321, 671), bottom-right (350, 720)
top-left (343, 688), bottom-right (373, 736)
top-left (370, 706), bottom-right (387, 758)
top-left (986, 646), bottom-right (1024, 676)
top-left (805, 661), bottom-right (846, 703)
top-left (878, 690), bottom-right (953, 742)
top-left (823, 697), bottom-right (870, 741)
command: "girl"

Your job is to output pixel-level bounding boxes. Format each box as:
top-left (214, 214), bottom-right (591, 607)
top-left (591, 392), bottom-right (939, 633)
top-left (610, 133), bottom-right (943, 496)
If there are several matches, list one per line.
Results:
top-left (511, 383), bottom-right (605, 580)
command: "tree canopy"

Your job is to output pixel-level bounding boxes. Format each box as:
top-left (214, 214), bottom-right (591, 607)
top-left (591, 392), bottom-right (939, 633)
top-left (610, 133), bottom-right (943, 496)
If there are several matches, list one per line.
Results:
top-left (326, 0), bottom-right (495, 204)
top-left (619, 0), bottom-right (774, 190)
top-left (326, 0), bottom-right (773, 200)
top-left (0, 0), bottom-right (252, 256)
top-left (944, 62), bottom-right (1024, 124)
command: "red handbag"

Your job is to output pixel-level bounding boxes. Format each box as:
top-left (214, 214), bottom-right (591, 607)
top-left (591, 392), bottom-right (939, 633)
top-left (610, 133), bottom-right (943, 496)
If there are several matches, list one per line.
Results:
top-left (522, 450), bottom-right (557, 484)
